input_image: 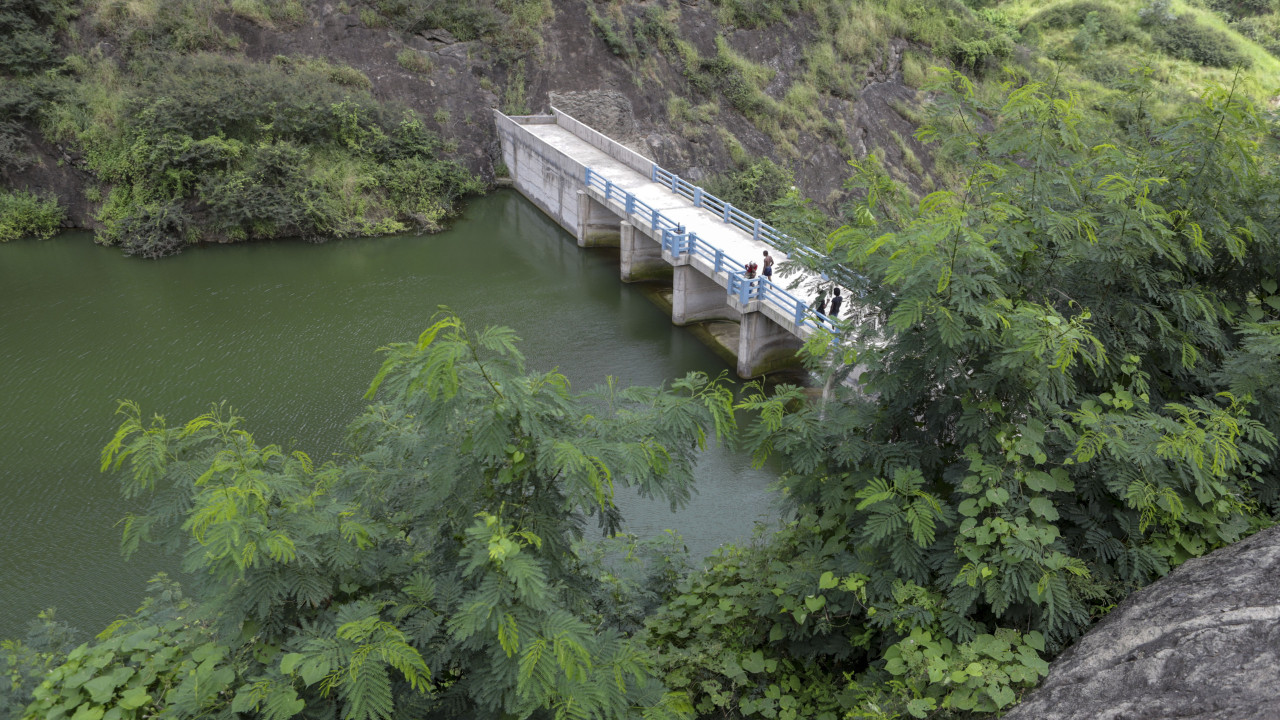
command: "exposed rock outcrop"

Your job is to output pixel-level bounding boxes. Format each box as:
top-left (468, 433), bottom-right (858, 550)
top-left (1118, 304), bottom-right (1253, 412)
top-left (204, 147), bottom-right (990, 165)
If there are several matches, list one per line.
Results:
top-left (1005, 526), bottom-right (1280, 720)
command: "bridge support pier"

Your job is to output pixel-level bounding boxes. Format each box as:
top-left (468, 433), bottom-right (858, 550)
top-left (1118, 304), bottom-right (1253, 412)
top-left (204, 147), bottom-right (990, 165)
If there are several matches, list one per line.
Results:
top-left (736, 309), bottom-right (805, 379)
top-left (577, 190), bottom-right (621, 248)
top-left (620, 222), bottom-right (670, 283)
top-left (672, 265), bottom-right (734, 325)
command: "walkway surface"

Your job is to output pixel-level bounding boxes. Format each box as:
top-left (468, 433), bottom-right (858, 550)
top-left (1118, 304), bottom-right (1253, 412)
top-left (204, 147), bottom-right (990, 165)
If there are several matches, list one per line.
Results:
top-left (520, 122), bottom-right (838, 316)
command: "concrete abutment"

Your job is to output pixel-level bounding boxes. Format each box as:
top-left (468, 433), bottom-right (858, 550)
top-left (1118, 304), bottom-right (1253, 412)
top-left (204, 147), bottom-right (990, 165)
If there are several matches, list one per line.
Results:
top-left (577, 191), bottom-right (621, 248)
top-left (620, 222), bottom-right (669, 282)
top-left (736, 308), bottom-right (805, 378)
top-left (672, 265), bottom-right (736, 326)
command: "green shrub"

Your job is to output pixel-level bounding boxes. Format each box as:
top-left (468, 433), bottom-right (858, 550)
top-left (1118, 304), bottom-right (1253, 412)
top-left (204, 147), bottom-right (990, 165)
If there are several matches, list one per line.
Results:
top-left (90, 0), bottom-right (232, 55)
top-left (110, 200), bottom-right (194, 258)
top-left (632, 5), bottom-right (680, 58)
top-left (703, 156), bottom-right (795, 219)
top-left (935, 9), bottom-right (1017, 72)
top-left (1233, 14), bottom-right (1280, 55)
top-left (1072, 10), bottom-right (1107, 53)
top-left (1138, 0), bottom-right (1178, 26)
top-left (1152, 15), bottom-right (1251, 67)
top-left (396, 48), bottom-right (433, 74)
top-left (942, 32), bottom-right (1015, 71)
top-left (688, 37), bottom-right (774, 117)
top-left (711, 0), bottom-right (799, 29)
top-left (978, 7), bottom-right (1021, 41)
top-left (587, 2), bottom-right (636, 59)
top-left (1030, 1), bottom-right (1127, 32)
top-left (358, 7), bottom-right (386, 26)
top-left (501, 59), bottom-right (529, 114)
top-left (0, 190), bottom-right (64, 242)
top-left (230, 0), bottom-right (307, 27)
top-left (271, 54), bottom-right (372, 88)
top-left (0, 0), bottom-right (77, 74)
top-left (376, 0), bottom-right (500, 40)
top-left (1082, 56), bottom-right (1137, 83)
top-left (1208, 0), bottom-right (1276, 17)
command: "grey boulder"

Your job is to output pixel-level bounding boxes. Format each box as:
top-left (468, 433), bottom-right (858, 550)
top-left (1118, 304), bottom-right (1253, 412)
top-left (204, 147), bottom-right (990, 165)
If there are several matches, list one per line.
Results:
top-left (1005, 525), bottom-right (1280, 720)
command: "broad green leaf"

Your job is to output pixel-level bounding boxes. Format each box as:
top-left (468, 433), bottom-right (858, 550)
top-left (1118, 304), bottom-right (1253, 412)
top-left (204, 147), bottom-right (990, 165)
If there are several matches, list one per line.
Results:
top-left (906, 697), bottom-right (936, 718)
top-left (117, 687), bottom-right (151, 710)
top-left (988, 684), bottom-right (1016, 707)
top-left (279, 653), bottom-right (305, 675)
top-left (1024, 631), bottom-right (1046, 651)
top-left (1028, 497), bottom-right (1059, 520)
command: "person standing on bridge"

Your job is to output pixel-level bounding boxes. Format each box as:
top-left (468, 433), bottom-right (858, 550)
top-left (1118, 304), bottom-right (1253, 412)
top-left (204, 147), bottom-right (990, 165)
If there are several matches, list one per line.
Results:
top-left (762, 250), bottom-right (774, 279)
top-left (828, 288), bottom-right (842, 318)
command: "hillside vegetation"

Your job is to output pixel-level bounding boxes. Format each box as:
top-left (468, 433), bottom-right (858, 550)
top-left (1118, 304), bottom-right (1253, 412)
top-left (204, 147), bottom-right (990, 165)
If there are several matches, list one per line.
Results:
top-left (4, 0), bottom-right (1279, 253)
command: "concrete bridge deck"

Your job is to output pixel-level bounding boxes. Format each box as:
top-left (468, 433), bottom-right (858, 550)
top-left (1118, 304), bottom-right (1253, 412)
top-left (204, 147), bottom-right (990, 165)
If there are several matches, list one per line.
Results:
top-left (519, 122), bottom-right (808, 289)
top-left (493, 108), bottom-right (860, 377)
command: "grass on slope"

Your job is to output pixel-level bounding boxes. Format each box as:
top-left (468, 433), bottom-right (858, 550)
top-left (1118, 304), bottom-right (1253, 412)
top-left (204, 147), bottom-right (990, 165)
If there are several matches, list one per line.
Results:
top-left (1005, 0), bottom-right (1280, 104)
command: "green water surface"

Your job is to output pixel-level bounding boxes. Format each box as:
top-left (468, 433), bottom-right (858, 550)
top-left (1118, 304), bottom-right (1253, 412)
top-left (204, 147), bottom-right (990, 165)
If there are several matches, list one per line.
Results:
top-left (0, 190), bottom-right (777, 639)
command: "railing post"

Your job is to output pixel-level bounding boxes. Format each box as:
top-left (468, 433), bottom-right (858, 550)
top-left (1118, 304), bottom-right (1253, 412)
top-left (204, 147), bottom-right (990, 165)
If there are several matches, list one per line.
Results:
top-left (605, 179), bottom-right (612, 202)
top-left (694, 187), bottom-right (703, 208)
top-left (651, 212), bottom-right (659, 233)
top-left (738, 275), bottom-right (750, 304)
top-left (585, 167), bottom-right (592, 184)
top-left (794, 299), bottom-right (805, 328)
top-left (723, 202), bottom-right (731, 223)
top-left (661, 228), bottom-right (671, 253)
top-left (714, 247), bottom-right (723, 273)
top-left (625, 194), bottom-right (635, 216)
top-left (753, 218), bottom-right (762, 241)
top-left (651, 164), bottom-right (657, 182)
top-left (671, 175), bottom-right (680, 194)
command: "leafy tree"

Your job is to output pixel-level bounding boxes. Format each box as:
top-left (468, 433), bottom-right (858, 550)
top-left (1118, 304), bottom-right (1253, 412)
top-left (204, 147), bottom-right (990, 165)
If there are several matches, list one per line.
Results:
top-left (23, 314), bottom-right (734, 719)
top-left (648, 70), bottom-right (1280, 718)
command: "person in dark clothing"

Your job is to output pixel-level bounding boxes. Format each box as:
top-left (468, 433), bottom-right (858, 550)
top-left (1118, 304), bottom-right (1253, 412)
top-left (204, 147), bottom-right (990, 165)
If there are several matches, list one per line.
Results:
top-left (828, 287), bottom-right (843, 317)
top-left (812, 286), bottom-right (828, 315)
top-left (762, 250), bottom-right (774, 279)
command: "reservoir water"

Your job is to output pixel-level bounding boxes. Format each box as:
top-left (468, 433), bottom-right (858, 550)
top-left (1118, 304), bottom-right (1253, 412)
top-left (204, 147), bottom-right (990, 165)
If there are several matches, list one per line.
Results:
top-left (0, 190), bottom-right (778, 640)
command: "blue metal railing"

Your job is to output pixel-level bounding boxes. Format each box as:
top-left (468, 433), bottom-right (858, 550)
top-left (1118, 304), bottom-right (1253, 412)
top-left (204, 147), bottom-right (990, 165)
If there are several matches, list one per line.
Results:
top-left (651, 165), bottom-right (839, 273)
top-left (586, 167), bottom-right (840, 333)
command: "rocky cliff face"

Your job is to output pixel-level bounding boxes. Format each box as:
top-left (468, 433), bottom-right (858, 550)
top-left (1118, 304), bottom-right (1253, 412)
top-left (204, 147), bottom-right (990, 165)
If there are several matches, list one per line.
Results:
top-left (1005, 525), bottom-right (1280, 720)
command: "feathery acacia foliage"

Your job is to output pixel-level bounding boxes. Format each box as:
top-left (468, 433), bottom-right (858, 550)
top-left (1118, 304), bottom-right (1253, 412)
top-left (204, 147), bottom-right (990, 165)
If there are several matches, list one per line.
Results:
top-left (648, 69), bottom-right (1280, 718)
top-left (23, 313), bottom-right (732, 720)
